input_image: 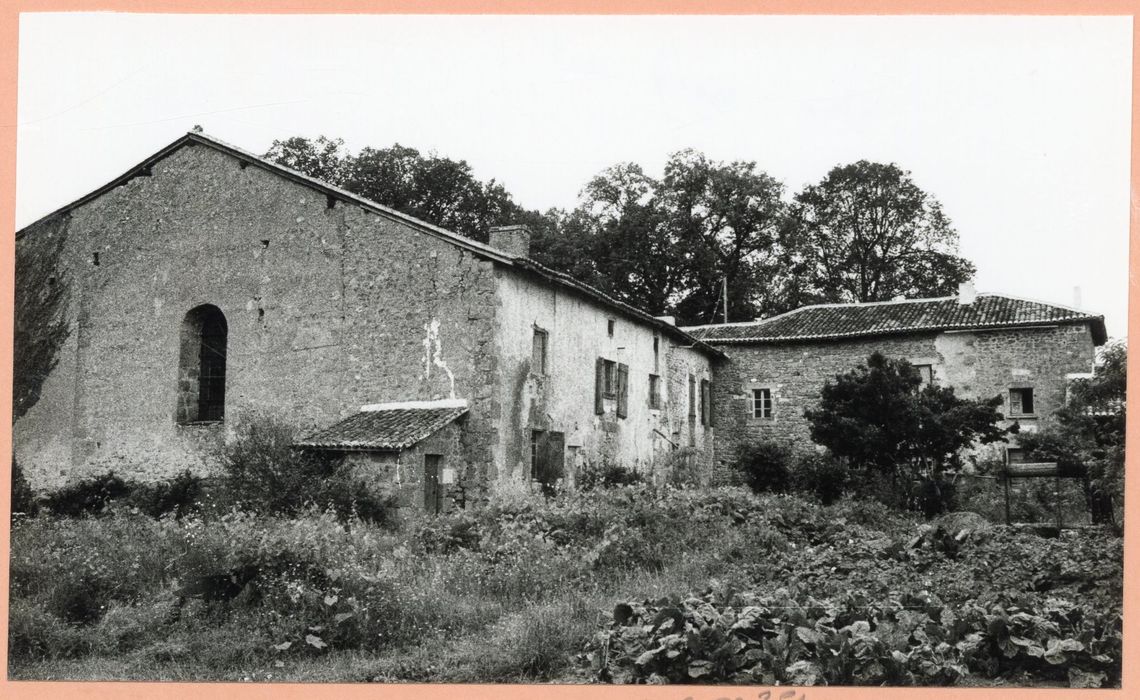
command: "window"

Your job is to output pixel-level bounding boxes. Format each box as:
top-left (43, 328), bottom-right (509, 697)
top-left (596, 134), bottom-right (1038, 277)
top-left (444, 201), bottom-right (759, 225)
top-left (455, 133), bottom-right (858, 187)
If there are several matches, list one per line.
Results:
top-left (652, 335), bottom-right (660, 373)
top-left (607, 319), bottom-right (615, 337)
top-left (648, 374), bottom-right (662, 410)
top-left (531, 327), bottom-right (548, 375)
top-left (1009, 388), bottom-right (1035, 416)
top-left (688, 375), bottom-right (697, 418)
top-left (424, 455), bottom-right (442, 515)
top-left (914, 364), bottom-right (933, 385)
top-left (752, 388), bottom-right (773, 419)
top-left (700, 379), bottom-right (711, 426)
top-left (603, 360), bottom-right (617, 397)
top-left (176, 304), bottom-right (228, 423)
top-left (1006, 448), bottom-right (1026, 465)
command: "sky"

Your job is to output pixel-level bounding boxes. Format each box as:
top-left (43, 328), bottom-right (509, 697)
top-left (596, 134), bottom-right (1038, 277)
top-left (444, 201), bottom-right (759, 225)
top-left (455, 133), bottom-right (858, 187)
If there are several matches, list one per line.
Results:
top-left (15, 13), bottom-right (1133, 337)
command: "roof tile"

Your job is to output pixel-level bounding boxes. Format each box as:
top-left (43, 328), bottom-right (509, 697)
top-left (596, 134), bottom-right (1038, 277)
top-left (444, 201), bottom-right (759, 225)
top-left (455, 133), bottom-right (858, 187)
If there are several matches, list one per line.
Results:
top-left (296, 405), bottom-right (467, 451)
top-left (684, 294), bottom-right (1106, 345)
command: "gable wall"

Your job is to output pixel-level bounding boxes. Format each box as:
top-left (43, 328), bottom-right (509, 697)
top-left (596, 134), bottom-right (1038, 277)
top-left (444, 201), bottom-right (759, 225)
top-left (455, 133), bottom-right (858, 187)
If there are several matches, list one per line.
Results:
top-left (13, 143), bottom-right (498, 490)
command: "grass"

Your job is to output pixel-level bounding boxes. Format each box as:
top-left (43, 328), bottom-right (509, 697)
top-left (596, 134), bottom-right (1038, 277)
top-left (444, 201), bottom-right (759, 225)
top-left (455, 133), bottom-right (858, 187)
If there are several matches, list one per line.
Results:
top-left (7, 484), bottom-right (1123, 685)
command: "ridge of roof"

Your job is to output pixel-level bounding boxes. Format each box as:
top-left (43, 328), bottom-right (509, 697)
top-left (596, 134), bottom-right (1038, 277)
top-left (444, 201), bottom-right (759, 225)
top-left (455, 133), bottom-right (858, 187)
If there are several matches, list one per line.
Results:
top-left (16, 130), bottom-right (724, 359)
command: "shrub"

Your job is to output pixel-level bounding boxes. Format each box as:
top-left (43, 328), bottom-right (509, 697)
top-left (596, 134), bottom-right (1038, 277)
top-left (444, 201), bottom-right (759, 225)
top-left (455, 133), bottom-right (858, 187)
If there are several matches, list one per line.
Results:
top-left (217, 414), bottom-right (335, 516)
top-left (736, 441), bottom-right (792, 494)
top-left (126, 470), bottom-right (204, 519)
top-left (11, 458), bottom-right (39, 518)
top-left (317, 467), bottom-right (401, 527)
top-left (577, 461), bottom-right (645, 491)
top-left (41, 472), bottom-right (130, 517)
top-left (793, 453), bottom-right (849, 505)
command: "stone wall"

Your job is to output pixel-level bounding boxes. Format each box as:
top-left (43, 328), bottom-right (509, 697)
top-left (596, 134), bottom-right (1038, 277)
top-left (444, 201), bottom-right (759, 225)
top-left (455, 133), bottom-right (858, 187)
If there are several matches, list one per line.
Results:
top-left (711, 324), bottom-right (1098, 464)
top-left (13, 143), bottom-right (498, 490)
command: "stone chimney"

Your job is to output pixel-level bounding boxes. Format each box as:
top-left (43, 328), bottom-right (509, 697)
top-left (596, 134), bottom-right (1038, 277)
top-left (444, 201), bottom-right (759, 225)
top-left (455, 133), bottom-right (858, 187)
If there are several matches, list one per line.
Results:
top-left (957, 281), bottom-right (977, 305)
top-left (488, 225), bottom-right (532, 258)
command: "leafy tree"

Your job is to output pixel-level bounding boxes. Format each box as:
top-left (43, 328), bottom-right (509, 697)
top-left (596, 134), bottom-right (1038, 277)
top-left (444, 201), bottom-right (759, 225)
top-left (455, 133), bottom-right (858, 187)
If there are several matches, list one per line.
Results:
top-left (265, 136), bottom-right (526, 242)
top-left (1018, 339), bottom-right (1126, 529)
top-left (784, 161), bottom-right (976, 306)
top-left (566, 150), bottom-right (788, 325)
top-left (804, 352), bottom-right (1007, 515)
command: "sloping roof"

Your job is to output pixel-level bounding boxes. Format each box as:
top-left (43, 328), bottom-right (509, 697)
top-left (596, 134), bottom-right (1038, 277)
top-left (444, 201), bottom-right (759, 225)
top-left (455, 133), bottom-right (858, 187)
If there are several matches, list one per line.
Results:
top-left (18, 131), bottom-right (724, 360)
top-left (683, 294), bottom-right (1107, 346)
top-left (296, 399), bottom-right (468, 451)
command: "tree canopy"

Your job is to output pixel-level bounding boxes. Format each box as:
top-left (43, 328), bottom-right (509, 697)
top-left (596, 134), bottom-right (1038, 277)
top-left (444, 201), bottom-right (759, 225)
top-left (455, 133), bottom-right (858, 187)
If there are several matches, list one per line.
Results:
top-left (782, 161), bottom-right (976, 307)
top-left (265, 137), bottom-right (978, 325)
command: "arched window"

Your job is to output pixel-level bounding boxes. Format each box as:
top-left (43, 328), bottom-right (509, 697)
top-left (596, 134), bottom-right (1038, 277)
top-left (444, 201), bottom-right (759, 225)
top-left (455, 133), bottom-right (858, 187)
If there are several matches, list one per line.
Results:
top-left (177, 304), bottom-right (227, 423)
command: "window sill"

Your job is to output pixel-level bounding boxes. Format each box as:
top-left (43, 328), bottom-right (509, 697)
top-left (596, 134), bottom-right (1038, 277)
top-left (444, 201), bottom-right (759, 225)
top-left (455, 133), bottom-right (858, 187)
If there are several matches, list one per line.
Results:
top-left (1010, 415), bottom-right (1038, 420)
top-left (177, 420), bottom-right (224, 427)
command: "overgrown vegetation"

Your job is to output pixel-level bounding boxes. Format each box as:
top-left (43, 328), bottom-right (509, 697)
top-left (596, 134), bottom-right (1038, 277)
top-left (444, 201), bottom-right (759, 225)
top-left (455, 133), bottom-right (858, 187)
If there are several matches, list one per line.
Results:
top-left (9, 482), bottom-right (1121, 687)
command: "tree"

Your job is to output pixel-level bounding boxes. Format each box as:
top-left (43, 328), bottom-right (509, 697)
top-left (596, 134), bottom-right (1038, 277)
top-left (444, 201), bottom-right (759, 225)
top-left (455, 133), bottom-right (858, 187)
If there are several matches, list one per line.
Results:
top-left (1018, 339), bottom-right (1126, 529)
top-left (565, 150), bottom-right (789, 325)
top-left (784, 161), bottom-right (976, 306)
top-left (804, 352), bottom-right (1007, 515)
top-left (264, 136), bottom-right (528, 242)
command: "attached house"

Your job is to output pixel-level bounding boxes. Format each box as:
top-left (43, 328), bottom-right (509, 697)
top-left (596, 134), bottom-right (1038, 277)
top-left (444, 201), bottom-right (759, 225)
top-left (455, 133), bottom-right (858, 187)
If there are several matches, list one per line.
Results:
top-left (13, 132), bottom-right (723, 510)
top-left (684, 284), bottom-right (1107, 466)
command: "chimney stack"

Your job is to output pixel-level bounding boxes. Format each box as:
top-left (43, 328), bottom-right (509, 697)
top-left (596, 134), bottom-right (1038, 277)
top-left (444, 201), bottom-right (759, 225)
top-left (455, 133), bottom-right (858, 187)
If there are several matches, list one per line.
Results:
top-left (488, 225), bottom-right (532, 258)
top-left (957, 281), bottom-right (977, 305)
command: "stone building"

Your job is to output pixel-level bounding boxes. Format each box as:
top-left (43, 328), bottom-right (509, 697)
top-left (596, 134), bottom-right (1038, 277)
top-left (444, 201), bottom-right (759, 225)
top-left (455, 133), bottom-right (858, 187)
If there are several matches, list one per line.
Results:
top-left (13, 132), bottom-right (723, 508)
top-left (684, 285), bottom-right (1107, 465)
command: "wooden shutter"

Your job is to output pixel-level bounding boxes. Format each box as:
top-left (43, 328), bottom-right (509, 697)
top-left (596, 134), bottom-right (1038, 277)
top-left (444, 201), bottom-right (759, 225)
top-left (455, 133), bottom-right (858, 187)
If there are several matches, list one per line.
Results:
top-left (595, 357), bottom-right (606, 414)
top-left (700, 379), bottom-right (710, 426)
top-left (616, 363), bottom-right (629, 418)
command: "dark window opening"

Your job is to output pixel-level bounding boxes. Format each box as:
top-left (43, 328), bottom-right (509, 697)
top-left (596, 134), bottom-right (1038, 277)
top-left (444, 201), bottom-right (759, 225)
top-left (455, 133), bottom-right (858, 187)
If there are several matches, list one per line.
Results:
top-left (424, 454), bottom-right (442, 514)
top-left (648, 374), bottom-right (662, 410)
top-left (1009, 388), bottom-right (1035, 416)
top-left (177, 304), bottom-right (228, 423)
top-left (326, 194), bottom-right (337, 209)
top-left (700, 378), bottom-right (711, 426)
top-left (914, 364), bottom-right (933, 385)
top-left (603, 359), bottom-right (617, 398)
top-left (92, 252), bottom-right (100, 266)
top-left (752, 388), bottom-right (773, 419)
top-left (260, 239), bottom-right (270, 249)
top-left (652, 335), bottom-right (659, 373)
top-left (258, 308), bottom-right (265, 320)
top-left (607, 319), bottom-right (615, 337)
top-left (532, 327), bottom-right (548, 375)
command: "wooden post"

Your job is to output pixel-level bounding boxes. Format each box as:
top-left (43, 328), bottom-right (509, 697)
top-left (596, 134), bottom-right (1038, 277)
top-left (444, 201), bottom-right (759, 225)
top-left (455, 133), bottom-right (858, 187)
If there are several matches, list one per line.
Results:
top-left (1003, 471), bottom-right (1012, 525)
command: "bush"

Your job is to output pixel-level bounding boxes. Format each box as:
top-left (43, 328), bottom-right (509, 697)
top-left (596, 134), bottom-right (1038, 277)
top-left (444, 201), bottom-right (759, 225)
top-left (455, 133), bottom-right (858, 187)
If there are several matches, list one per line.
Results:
top-left (11, 458), bottom-right (39, 518)
top-left (217, 414), bottom-right (335, 516)
top-left (793, 453), bottom-right (849, 505)
top-left (126, 470), bottom-right (204, 519)
top-left (317, 468), bottom-right (400, 527)
top-left (736, 441), bottom-right (792, 494)
top-left (577, 461), bottom-right (645, 491)
top-left (41, 472), bottom-right (130, 517)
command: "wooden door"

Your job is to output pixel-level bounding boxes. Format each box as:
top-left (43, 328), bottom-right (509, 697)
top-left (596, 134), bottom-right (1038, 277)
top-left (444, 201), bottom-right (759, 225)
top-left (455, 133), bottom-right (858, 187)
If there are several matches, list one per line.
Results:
top-left (534, 431), bottom-right (565, 496)
top-left (423, 455), bottom-right (442, 514)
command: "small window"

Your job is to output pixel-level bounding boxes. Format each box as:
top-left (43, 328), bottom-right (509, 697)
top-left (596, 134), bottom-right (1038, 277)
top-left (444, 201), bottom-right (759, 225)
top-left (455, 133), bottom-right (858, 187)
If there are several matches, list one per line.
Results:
top-left (1009, 388), bottom-right (1035, 416)
top-left (531, 327), bottom-right (548, 375)
top-left (648, 374), bottom-right (662, 410)
top-left (914, 364), bottom-right (933, 385)
top-left (91, 252), bottom-right (100, 266)
top-left (652, 335), bottom-right (660, 373)
top-left (688, 375), bottom-right (697, 418)
top-left (752, 388), bottom-right (773, 419)
top-left (603, 360), bottom-right (617, 398)
top-left (700, 379), bottom-right (711, 426)
top-left (607, 319), bottom-right (615, 337)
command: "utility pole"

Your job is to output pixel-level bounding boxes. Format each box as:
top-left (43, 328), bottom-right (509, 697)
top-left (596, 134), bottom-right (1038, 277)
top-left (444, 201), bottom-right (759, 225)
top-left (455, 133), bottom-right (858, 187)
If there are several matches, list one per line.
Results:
top-left (722, 276), bottom-right (729, 324)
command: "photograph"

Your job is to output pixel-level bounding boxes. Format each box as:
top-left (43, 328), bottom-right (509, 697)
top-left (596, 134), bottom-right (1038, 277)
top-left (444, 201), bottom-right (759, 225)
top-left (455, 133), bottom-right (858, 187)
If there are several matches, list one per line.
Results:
top-left (6, 11), bottom-right (1130, 689)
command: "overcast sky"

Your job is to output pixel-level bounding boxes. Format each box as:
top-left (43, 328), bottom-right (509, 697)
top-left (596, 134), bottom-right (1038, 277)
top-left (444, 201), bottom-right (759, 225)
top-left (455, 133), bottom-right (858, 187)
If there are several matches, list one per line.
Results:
top-left (15, 13), bottom-right (1133, 337)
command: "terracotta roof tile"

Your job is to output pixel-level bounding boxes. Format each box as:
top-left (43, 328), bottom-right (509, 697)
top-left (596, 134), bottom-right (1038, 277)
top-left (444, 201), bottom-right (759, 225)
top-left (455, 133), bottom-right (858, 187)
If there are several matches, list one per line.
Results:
top-left (683, 294), bottom-right (1106, 345)
top-left (297, 401), bottom-right (467, 451)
